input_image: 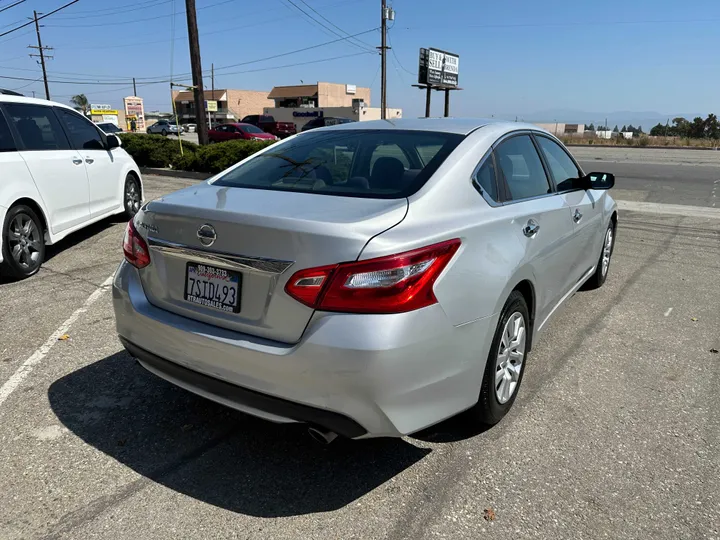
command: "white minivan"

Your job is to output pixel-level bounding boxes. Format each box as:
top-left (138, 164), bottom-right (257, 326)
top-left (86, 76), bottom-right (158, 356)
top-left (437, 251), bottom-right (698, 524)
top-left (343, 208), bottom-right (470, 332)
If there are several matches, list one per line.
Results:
top-left (0, 94), bottom-right (143, 279)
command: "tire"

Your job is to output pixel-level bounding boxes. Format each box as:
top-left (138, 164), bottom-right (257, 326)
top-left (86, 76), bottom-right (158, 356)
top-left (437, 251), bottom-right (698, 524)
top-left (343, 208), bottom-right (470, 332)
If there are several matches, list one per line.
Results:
top-left (161, 129), bottom-right (167, 137)
top-left (146, 128), bottom-right (151, 134)
top-left (469, 290), bottom-right (530, 426)
top-left (0, 205), bottom-right (45, 279)
top-left (123, 174), bottom-right (142, 219)
top-left (583, 221), bottom-right (615, 290)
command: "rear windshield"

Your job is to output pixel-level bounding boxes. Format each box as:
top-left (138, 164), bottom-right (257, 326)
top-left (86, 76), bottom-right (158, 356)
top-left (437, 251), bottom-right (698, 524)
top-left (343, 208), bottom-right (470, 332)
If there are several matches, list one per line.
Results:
top-left (240, 124), bottom-right (263, 133)
top-left (212, 129), bottom-right (464, 198)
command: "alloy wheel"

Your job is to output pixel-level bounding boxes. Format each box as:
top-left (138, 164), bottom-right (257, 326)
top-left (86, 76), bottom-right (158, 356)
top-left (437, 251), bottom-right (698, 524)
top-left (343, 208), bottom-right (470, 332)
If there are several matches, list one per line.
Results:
top-left (601, 227), bottom-right (613, 277)
top-left (125, 179), bottom-right (141, 215)
top-left (495, 312), bottom-right (526, 404)
top-left (7, 213), bottom-right (42, 271)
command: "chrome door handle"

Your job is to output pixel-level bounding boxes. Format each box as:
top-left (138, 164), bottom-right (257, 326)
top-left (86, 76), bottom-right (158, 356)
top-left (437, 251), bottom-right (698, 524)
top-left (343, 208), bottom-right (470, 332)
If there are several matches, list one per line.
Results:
top-left (573, 209), bottom-right (583, 223)
top-left (85, 158), bottom-right (94, 164)
top-left (72, 158), bottom-right (83, 165)
top-left (523, 219), bottom-right (540, 237)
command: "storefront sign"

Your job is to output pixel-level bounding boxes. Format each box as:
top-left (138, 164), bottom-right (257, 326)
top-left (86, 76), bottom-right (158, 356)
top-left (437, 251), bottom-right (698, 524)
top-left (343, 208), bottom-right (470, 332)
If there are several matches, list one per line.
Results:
top-left (91, 109), bottom-right (118, 115)
top-left (292, 110), bottom-right (323, 117)
top-left (90, 104), bottom-right (113, 111)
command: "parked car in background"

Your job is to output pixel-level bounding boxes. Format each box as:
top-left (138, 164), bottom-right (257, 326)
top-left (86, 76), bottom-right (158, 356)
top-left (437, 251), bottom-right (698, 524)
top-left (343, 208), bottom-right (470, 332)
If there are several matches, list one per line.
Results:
top-left (208, 123), bottom-right (279, 143)
top-left (147, 119), bottom-right (180, 136)
top-left (113, 118), bottom-right (617, 442)
top-left (182, 123), bottom-right (196, 133)
top-left (241, 114), bottom-right (296, 139)
top-left (301, 116), bottom-right (355, 131)
top-left (0, 94), bottom-right (143, 279)
top-left (96, 122), bottom-right (123, 134)
top-left (0, 89), bottom-right (24, 96)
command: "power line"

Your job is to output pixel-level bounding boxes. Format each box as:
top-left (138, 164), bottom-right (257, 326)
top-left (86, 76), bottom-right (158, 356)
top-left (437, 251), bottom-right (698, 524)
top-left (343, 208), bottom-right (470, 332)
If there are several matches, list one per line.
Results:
top-left (296, 0), bottom-right (376, 51)
top-left (51, 0), bottom-right (172, 18)
top-left (283, 0), bottom-right (375, 53)
top-left (0, 0), bottom-right (81, 38)
top-left (387, 30), bottom-right (415, 76)
top-left (45, 0), bottom-right (237, 27)
top-left (0, 0), bottom-right (26, 15)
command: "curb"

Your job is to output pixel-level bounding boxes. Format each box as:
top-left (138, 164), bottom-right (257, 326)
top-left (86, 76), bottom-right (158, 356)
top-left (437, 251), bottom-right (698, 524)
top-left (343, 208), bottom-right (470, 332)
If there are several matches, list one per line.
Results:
top-left (139, 167), bottom-right (211, 181)
top-left (566, 144), bottom-right (720, 151)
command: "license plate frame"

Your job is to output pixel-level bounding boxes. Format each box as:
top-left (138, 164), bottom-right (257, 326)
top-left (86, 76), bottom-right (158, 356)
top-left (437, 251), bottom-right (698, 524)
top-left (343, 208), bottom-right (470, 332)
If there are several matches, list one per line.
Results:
top-left (183, 262), bottom-right (241, 314)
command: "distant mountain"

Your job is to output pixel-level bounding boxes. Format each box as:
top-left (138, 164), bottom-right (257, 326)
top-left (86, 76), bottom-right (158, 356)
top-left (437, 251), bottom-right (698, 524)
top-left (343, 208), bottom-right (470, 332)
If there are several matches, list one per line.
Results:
top-left (501, 109), bottom-right (706, 130)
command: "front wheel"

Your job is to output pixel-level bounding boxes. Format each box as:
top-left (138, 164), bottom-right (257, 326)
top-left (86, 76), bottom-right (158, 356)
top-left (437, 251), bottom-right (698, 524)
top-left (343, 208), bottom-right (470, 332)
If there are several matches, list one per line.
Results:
top-left (1, 205), bottom-right (45, 279)
top-left (584, 222), bottom-right (615, 290)
top-left (123, 175), bottom-right (142, 219)
top-left (161, 129), bottom-right (167, 137)
top-left (468, 291), bottom-right (530, 426)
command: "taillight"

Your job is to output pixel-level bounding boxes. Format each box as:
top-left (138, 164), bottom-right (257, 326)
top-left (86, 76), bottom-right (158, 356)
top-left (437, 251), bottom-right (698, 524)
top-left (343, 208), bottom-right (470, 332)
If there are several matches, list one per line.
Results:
top-left (123, 219), bottom-right (151, 268)
top-left (284, 239), bottom-right (461, 314)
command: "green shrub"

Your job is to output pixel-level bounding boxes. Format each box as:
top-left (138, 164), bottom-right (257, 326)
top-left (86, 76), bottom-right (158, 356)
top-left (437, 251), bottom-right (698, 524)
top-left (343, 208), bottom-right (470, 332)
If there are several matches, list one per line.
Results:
top-left (637, 135), bottom-right (650, 147)
top-left (119, 134), bottom-right (198, 168)
top-left (180, 139), bottom-right (276, 174)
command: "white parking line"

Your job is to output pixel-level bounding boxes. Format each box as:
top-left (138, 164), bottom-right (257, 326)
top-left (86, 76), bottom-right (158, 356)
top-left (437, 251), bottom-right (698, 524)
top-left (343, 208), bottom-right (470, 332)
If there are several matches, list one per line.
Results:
top-left (0, 274), bottom-right (114, 409)
top-left (664, 307), bottom-right (673, 317)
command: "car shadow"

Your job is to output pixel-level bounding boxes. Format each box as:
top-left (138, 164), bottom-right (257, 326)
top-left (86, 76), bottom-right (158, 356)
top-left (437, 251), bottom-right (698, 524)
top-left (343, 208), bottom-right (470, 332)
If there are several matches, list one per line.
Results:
top-left (48, 351), bottom-right (431, 517)
top-left (44, 214), bottom-right (128, 263)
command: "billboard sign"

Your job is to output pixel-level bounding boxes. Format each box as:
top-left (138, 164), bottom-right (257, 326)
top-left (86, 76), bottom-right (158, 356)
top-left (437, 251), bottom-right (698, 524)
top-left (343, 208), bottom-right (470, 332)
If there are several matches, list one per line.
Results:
top-left (418, 48), bottom-right (459, 88)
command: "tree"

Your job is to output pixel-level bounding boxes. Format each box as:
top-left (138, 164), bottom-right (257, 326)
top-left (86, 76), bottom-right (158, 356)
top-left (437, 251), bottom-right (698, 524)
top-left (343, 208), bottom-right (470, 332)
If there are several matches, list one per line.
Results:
top-left (689, 117), bottom-right (705, 139)
top-left (637, 125), bottom-right (644, 134)
top-left (613, 125), bottom-right (619, 132)
top-left (70, 94), bottom-right (90, 115)
top-left (621, 125), bottom-right (627, 132)
top-left (670, 117), bottom-right (690, 137)
top-left (650, 123), bottom-right (666, 136)
top-left (704, 113), bottom-right (720, 139)
top-left (588, 123), bottom-right (595, 131)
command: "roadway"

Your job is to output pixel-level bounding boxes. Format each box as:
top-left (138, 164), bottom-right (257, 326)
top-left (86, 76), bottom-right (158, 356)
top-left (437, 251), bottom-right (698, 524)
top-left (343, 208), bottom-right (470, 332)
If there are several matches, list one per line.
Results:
top-left (0, 157), bottom-right (719, 539)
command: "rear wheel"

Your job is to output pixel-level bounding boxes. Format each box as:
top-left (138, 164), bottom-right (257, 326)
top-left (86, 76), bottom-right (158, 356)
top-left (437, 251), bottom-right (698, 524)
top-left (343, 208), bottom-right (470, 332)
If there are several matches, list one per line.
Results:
top-left (161, 129), bottom-right (167, 137)
top-left (469, 291), bottom-right (530, 426)
top-left (584, 222), bottom-right (615, 290)
top-left (1, 205), bottom-right (45, 279)
top-left (123, 174), bottom-right (142, 219)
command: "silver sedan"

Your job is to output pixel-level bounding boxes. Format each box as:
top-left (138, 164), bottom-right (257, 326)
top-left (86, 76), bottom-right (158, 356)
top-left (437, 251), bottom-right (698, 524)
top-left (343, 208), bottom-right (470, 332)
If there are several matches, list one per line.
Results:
top-left (113, 118), bottom-right (617, 441)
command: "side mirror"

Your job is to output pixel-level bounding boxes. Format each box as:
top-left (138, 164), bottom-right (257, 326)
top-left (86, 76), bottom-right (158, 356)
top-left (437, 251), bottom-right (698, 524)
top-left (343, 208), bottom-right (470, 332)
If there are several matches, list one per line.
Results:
top-left (583, 172), bottom-right (614, 190)
top-left (107, 134), bottom-right (121, 149)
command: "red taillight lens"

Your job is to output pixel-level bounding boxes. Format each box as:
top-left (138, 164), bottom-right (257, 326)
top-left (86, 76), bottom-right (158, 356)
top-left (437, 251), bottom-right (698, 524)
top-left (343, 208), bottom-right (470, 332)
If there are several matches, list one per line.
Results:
top-left (284, 239), bottom-right (461, 314)
top-left (123, 219), bottom-right (151, 268)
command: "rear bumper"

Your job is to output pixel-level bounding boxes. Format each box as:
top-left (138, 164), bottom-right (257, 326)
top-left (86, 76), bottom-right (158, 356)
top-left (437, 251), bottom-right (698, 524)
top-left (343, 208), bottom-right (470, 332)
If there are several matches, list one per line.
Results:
top-left (112, 261), bottom-right (496, 438)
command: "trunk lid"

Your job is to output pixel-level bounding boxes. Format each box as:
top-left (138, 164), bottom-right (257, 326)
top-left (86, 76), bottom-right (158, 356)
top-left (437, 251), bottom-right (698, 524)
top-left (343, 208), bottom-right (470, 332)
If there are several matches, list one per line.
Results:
top-left (136, 182), bottom-right (407, 343)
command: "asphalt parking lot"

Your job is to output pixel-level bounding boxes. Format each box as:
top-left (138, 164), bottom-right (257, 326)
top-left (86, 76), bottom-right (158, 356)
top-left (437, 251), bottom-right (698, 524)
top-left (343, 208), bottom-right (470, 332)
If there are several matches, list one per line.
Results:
top-left (1, 160), bottom-right (719, 539)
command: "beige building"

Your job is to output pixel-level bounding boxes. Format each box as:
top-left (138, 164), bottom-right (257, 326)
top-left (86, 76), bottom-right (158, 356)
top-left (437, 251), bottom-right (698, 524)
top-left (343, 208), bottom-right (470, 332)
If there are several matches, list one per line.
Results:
top-left (268, 82), bottom-right (371, 108)
top-left (172, 89), bottom-right (273, 123)
top-left (264, 81), bottom-right (402, 131)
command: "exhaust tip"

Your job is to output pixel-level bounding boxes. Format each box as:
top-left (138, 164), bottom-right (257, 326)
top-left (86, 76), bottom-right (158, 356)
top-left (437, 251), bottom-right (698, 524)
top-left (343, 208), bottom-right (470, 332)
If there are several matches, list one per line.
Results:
top-left (308, 427), bottom-right (338, 445)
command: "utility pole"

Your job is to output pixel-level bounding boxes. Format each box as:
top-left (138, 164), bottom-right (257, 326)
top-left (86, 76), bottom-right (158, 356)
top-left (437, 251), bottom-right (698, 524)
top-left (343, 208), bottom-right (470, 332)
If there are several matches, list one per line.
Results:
top-left (132, 77), bottom-right (137, 96)
top-left (211, 63), bottom-right (214, 128)
top-left (28, 11), bottom-right (52, 100)
top-left (184, 0), bottom-right (208, 145)
top-left (379, 0), bottom-right (387, 119)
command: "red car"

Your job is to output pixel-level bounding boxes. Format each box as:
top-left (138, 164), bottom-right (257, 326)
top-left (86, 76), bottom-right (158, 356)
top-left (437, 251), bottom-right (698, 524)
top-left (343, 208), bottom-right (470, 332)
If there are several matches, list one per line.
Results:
top-left (208, 123), bottom-right (278, 143)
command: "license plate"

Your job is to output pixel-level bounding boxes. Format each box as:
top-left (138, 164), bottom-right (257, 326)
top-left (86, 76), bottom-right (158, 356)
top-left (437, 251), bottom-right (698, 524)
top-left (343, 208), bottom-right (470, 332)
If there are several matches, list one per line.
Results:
top-left (184, 263), bottom-right (241, 313)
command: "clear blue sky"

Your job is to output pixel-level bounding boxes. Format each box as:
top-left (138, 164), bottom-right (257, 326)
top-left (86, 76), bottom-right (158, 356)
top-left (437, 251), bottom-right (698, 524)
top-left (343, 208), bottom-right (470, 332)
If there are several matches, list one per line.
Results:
top-left (1, 0), bottom-right (718, 119)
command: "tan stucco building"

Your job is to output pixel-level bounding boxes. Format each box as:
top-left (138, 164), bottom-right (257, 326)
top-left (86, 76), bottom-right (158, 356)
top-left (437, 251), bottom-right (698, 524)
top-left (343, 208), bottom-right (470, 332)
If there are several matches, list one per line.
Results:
top-left (268, 82), bottom-right (371, 108)
top-left (172, 89), bottom-right (273, 123)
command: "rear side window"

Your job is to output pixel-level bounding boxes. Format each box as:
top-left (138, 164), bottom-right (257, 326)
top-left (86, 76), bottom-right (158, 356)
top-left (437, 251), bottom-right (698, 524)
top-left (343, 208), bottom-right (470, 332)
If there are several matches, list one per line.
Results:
top-left (213, 129), bottom-right (464, 199)
top-left (4, 103), bottom-right (70, 151)
top-left (474, 154), bottom-right (499, 201)
top-left (535, 136), bottom-right (580, 191)
top-left (0, 110), bottom-right (16, 152)
top-left (495, 135), bottom-right (552, 201)
top-left (56, 108), bottom-right (105, 150)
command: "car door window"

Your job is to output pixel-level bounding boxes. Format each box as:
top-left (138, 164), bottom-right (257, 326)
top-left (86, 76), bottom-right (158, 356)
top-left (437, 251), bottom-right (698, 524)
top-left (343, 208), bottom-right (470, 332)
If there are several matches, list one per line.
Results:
top-left (4, 103), bottom-right (70, 151)
top-left (535, 136), bottom-right (581, 191)
top-left (495, 135), bottom-right (552, 201)
top-left (56, 109), bottom-right (106, 150)
top-left (0, 111), bottom-right (16, 152)
top-left (474, 153), bottom-right (499, 201)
